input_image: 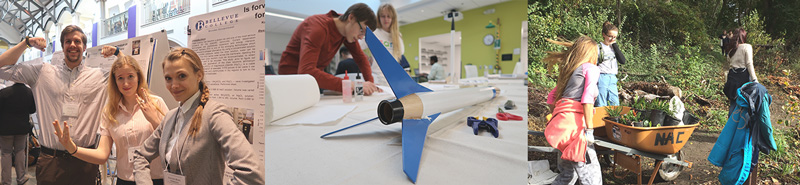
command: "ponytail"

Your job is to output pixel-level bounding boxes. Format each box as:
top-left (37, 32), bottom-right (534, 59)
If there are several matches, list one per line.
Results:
top-left (602, 21), bottom-right (618, 35)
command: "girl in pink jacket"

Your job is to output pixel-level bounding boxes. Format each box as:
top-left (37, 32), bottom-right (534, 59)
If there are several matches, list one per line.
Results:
top-left (543, 36), bottom-right (601, 185)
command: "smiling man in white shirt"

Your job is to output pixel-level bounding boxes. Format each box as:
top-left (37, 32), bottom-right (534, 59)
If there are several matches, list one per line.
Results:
top-left (0, 25), bottom-right (113, 185)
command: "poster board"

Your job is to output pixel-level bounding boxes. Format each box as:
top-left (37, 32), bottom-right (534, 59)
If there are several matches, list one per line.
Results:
top-left (84, 31), bottom-right (176, 108)
top-left (187, 0), bottom-right (266, 177)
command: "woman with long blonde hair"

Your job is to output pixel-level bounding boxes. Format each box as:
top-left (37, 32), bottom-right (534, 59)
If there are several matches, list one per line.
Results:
top-left (131, 48), bottom-right (263, 185)
top-left (376, 4), bottom-right (403, 61)
top-left (53, 48), bottom-right (168, 185)
top-left (368, 3), bottom-right (405, 85)
top-left (543, 36), bottom-right (602, 185)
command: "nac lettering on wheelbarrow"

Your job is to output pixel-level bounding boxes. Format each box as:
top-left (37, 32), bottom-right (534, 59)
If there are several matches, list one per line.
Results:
top-left (654, 132), bottom-right (686, 146)
top-left (597, 106), bottom-right (700, 155)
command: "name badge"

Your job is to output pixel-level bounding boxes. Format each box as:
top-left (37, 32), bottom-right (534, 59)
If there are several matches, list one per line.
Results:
top-left (62, 102), bottom-right (80, 117)
top-left (164, 171), bottom-right (186, 185)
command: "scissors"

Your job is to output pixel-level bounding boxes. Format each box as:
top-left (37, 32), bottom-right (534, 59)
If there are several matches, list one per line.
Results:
top-left (496, 108), bottom-right (523, 121)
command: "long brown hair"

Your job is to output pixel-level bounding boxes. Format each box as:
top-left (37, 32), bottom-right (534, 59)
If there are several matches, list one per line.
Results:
top-left (163, 48), bottom-right (209, 137)
top-left (103, 54), bottom-right (163, 126)
top-left (377, 4), bottom-right (402, 61)
top-left (543, 36), bottom-right (599, 101)
top-left (726, 28), bottom-right (747, 58)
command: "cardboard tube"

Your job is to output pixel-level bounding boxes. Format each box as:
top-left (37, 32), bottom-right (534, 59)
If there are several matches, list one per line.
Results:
top-left (378, 86), bottom-right (499, 124)
top-left (265, 75), bottom-right (320, 123)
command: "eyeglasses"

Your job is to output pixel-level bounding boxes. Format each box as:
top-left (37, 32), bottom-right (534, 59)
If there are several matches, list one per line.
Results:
top-left (357, 22), bottom-right (365, 35)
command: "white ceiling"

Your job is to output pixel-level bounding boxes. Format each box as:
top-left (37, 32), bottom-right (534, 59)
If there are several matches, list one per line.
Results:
top-left (421, 32), bottom-right (461, 46)
top-left (264, 7), bottom-right (308, 35)
top-left (264, 0), bottom-right (509, 35)
top-left (265, 0), bottom-right (381, 35)
top-left (395, 0), bottom-right (507, 25)
top-left (0, 0), bottom-right (82, 36)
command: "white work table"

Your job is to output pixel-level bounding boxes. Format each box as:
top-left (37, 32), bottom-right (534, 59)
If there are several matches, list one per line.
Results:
top-left (264, 79), bottom-right (528, 185)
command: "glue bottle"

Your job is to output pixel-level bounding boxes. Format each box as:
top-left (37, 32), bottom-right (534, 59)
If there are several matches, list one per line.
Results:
top-left (354, 73), bottom-right (364, 101)
top-left (342, 71), bottom-right (352, 103)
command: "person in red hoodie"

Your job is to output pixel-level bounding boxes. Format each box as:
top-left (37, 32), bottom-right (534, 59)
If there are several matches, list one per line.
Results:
top-left (279, 3), bottom-right (382, 95)
top-left (543, 36), bottom-right (601, 185)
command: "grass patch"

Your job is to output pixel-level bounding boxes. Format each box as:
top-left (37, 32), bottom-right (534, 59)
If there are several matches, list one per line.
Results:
top-left (700, 109), bottom-right (729, 132)
top-left (763, 128), bottom-right (800, 180)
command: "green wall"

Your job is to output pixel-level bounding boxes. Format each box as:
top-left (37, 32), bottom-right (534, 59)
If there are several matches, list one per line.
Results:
top-left (400, 0), bottom-right (526, 77)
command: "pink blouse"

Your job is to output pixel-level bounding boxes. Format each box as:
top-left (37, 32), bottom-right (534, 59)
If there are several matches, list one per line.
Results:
top-left (99, 95), bottom-right (169, 181)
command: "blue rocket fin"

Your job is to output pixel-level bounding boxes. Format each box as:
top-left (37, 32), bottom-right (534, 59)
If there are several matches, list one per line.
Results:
top-left (401, 112), bottom-right (441, 183)
top-left (364, 27), bottom-right (432, 99)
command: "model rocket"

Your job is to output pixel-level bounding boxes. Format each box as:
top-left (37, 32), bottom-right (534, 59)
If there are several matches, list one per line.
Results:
top-left (363, 27), bottom-right (499, 183)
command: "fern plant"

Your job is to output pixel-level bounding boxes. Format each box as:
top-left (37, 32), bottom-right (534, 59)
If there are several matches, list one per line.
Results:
top-left (606, 106), bottom-right (623, 119)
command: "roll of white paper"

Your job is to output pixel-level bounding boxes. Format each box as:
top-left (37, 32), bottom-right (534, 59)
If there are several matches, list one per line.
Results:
top-left (265, 75), bottom-right (320, 123)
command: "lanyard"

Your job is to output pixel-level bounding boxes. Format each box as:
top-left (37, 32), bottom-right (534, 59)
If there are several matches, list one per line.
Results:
top-left (164, 111), bottom-right (189, 174)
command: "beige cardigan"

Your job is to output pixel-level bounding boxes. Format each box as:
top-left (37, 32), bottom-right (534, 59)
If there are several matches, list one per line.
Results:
top-left (132, 98), bottom-right (263, 185)
top-left (727, 43), bottom-right (758, 81)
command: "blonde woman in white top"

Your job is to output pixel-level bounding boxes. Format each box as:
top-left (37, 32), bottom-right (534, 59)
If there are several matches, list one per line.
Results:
top-left (367, 4), bottom-right (405, 85)
top-left (52, 50), bottom-right (168, 185)
top-left (722, 28), bottom-right (757, 113)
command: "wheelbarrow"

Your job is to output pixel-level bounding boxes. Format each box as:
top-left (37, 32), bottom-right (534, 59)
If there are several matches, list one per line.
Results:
top-left (531, 106), bottom-right (696, 185)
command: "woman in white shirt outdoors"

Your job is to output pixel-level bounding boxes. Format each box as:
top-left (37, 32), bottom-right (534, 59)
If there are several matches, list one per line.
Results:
top-left (722, 28), bottom-right (757, 113)
top-left (368, 4), bottom-right (405, 85)
top-left (52, 49), bottom-right (168, 185)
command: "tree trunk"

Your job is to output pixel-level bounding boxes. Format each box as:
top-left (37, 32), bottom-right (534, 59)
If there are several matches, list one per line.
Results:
top-left (617, 0), bottom-right (621, 27)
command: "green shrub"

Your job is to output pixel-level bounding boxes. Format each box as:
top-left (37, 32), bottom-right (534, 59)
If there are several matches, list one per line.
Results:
top-left (527, 1), bottom-right (614, 89)
top-left (741, 10), bottom-right (788, 75)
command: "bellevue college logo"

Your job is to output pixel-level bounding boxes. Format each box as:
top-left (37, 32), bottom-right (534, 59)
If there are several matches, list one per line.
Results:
top-left (195, 20), bottom-right (205, 31)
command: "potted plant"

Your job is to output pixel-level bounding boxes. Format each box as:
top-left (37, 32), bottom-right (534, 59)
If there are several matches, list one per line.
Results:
top-left (605, 106), bottom-right (623, 123)
top-left (631, 97), bottom-right (647, 113)
top-left (622, 110), bottom-right (644, 127)
top-left (647, 99), bottom-right (667, 126)
top-left (682, 110), bottom-right (700, 125)
top-left (662, 101), bottom-right (681, 126)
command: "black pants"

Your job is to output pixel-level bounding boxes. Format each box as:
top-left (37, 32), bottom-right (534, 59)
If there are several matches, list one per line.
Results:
top-left (723, 68), bottom-right (751, 102)
top-left (116, 178), bottom-right (164, 185)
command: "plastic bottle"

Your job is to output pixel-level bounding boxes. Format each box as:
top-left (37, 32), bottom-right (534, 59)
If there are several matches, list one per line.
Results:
top-left (354, 73), bottom-right (364, 101)
top-left (342, 71), bottom-right (352, 103)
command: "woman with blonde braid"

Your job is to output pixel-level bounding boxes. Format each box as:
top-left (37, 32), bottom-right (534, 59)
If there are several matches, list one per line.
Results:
top-left (543, 36), bottom-right (602, 185)
top-left (131, 48), bottom-right (263, 185)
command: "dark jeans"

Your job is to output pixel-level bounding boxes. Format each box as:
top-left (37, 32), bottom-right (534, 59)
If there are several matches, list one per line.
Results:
top-left (724, 68), bottom-right (750, 116)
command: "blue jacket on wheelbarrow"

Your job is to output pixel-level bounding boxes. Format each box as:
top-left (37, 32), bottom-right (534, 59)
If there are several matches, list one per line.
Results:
top-left (708, 82), bottom-right (777, 185)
